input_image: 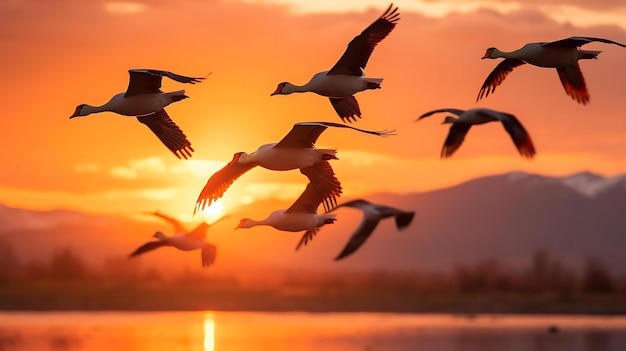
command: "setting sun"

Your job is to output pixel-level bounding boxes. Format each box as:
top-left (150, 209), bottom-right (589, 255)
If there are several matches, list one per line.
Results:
top-left (203, 199), bottom-right (224, 218)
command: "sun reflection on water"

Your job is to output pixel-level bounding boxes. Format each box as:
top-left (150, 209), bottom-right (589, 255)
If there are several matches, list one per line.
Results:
top-left (203, 314), bottom-right (215, 351)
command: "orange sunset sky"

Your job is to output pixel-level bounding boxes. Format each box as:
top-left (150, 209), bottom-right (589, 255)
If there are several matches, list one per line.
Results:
top-left (1, 0), bottom-right (625, 223)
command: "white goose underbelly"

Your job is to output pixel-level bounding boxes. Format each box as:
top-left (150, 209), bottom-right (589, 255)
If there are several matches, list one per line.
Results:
top-left (255, 146), bottom-right (324, 171)
top-left (268, 211), bottom-right (321, 232)
top-left (307, 73), bottom-right (371, 97)
top-left (521, 47), bottom-right (581, 68)
top-left (107, 91), bottom-right (181, 116)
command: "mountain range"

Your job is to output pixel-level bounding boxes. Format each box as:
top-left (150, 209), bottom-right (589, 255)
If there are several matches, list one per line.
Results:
top-left (1, 171), bottom-right (625, 276)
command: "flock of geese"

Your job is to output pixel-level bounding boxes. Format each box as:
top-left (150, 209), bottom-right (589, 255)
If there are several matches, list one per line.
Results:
top-left (70, 4), bottom-right (625, 267)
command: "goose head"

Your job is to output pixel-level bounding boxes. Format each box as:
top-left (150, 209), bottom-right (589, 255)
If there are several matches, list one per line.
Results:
top-left (69, 104), bottom-right (92, 118)
top-left (230, 151), bottom-right (253, 165)
top-left (153, 231), bottom-right (167, 240)
top-left (271, 82), bottom-right (295, 96)
top-left (481, 47), bottom-right (503, 59)
top-left (235, 218), bottom-right (254, 229)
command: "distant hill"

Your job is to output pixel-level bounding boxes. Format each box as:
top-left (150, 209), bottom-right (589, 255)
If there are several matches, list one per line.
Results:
top-left (2, 171), bottom-right (625, 275)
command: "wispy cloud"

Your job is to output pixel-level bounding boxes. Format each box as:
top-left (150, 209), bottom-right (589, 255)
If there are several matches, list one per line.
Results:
top-left (74, 163), bottom-right (100, 173)
top-left (75, 157), bottom-right (228, 181)
top-left (240, 0), bottom-right (626, 29)
top-left (244, 182), bottom-right (307, 202)
top-left (104, 1), bottom-right (147, 14)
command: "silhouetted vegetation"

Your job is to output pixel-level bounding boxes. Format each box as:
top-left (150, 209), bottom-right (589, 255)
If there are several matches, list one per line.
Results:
top-left (0, 240), bottom-right (624, 313)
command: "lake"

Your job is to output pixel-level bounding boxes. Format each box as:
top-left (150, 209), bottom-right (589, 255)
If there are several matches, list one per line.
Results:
top-left (0, 312), bottom-right (625, 351)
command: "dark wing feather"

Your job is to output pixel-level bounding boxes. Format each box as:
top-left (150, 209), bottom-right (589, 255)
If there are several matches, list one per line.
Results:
top-left (477, 59), bottom-right (526, 101)
top-left (286, 161), bottom-right (342, 214)
top-left (330, 198), bottom-right (371, 210)
top-left (125, 70), bottom-right (164, 96)
top-left (542, 36), bottom-right (626, 48)
top-left (442, 123), bottom-right (472, 158)
top-left (334, 217), bottom-right (380, 261)
top-left (194, 157), bottom-right (256, 214)
top-left (497, 113), bottom-right (536, 158)
top-left (150, 211), bottom-right (187, 233)
top-left (556, 64), bottom-right (589, 104)
top-left (125, 69), bottom-right (204, 96)
top-left (276, 121), bottom-right (395, 149)
top-left (129, 241), bottom-right (169, 257)
top-left (417, 108), bottom-right (465, 120)
top-left (136, 110), bottom-right (194, 159)
top-left (295, 227), bottom-right (320, 251)
top-left (201, 244), bottom-right (217, 267)
top-left (327, 4), bottom-right (400, 76)
top-left (274, 123), bottom-right (330, 149)
top-left (329, 96), bottom-right (362, 123)
top-left (393, 211), bottom-right (415, 230)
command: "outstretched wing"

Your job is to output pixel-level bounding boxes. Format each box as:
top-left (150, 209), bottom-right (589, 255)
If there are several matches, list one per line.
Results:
top-left (125, 69), bottom-right (204, 97)
top-left (286, 162), bottom-right (342, 214)
top-left (482, 110), bottom-right (536, 158)
top-left (417, 108), bottom-right (465, 120)
top-left (334, 217), bottom-right (380, 261)
top-left (441, 123), bottom-right (472, 158)
top-left (128, 241), bottom-right (169, 258)
top-left (295, 227), bottom-right (320, 251)
top-left (542, 36), bottom-right (626, 48)
top-left (149, 211), bottom-right (187, 233)
top-left (477, 59), bottom-right (526, 101)
top-left (136, 110), bottom-right (194, 159)
top-left (201, 244), bottom-right (217, 267)
top-left (194, 155), bottom-right (256, 213)
top-left (328, 4), bottom-right (400, 76)
top-left (556, 64), bottom-right (589, 104)
top-left (329, 96), bottom-right (362, 123)
top-left (276, 121), bottom-right (395, 149)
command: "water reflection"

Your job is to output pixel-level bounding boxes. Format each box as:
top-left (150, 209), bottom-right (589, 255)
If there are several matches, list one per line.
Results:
top-left (0, 312), bottom-right (625, 351)
top-left (204, 314), bottom-right (215, 351)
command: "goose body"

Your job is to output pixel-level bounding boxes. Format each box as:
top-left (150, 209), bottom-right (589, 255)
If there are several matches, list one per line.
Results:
top-left (75, 90), bottom-right (187, 117)
top-left (418, 108), bottom-right (535, 159)
top-left (70, 69), bottom-right (205, 159)
top-left (194, 121), bottom-right (394, 213)
top-left (129, 211), bottom-right (227, 267)
top-left (271, 4), bottom-right (399, 122)
top-left (316, 199), bottom-right (415, 260)
top-left (238, 209), bottom-right (336, 233)
top-left (478, 36), bottom-right (626, 104)
top-left (235, 162), bottom-right (341, 238)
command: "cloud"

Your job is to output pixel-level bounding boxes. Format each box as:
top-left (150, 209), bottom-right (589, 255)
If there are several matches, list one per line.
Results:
top-left (243, 182), bottom-right (307, 203)
top-left (74, 164), bottom-right (100, 173)
top-left (104, 1), bottom-right (147, 14)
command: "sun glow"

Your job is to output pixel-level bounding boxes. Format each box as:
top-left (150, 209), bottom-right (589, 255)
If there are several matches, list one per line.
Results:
top-left (202, 199), bottom-right (224, 217)
top-left (203, 314), bottom-right (215, 351)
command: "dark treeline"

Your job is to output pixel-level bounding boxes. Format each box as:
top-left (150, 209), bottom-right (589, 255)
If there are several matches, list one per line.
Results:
top-left (1, 240), bottom-right (625, 313)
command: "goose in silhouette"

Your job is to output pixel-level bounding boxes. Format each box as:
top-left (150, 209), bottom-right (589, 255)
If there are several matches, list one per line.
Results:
top-left (417, 108), bottom-right (535, 158)
top-left (129, 211), bottom-right (227, 267)
top-left (478, 36), bottom-right (626, 104)
top-left (235, 162), bottom-right (341, 238)
top-left (271, 4), bottom-right (399, 122)
top-left (295, 199), bottom-right (415, 260)
top-left (70, 69), bottom-right (206, 159)
top-left (194, 121), bottom-right (394, 213)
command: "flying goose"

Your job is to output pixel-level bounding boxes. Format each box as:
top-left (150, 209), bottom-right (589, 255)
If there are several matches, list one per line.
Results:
top-left (417, 108), bottom-right (535, 158)
top-left (129, 211), bottom-right (227, 267)
top-left (295, 199), bottom-right (414, 260)
top-left (478, 36), bottom-right (626, 104)
top-left (70, 69), bottom-right (206, 159)
top-left (194, 121), bottom-right (395, 214)
top-left (235, 162), bottom-right (341, 237)
top-left (271, 4), bottom-right (400, 122)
